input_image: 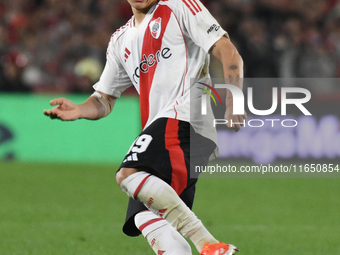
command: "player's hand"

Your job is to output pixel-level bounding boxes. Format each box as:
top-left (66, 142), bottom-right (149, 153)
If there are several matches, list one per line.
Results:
top-left (43, 98), bottom-right (81, 121)
top-left (224, 104), bottom-right (247, 132)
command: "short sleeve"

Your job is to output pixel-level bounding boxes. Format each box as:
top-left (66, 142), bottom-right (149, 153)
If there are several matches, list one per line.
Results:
top-left (93, 37), bottom-right (132, 98)
top-left (175, 0), bottom-right (228, 53)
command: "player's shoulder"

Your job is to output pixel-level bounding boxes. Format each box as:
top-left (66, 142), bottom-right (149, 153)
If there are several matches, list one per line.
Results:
top-left (158, 0), bottom-right (205, 16)
top-left (111, 18), bottom-right (133, 44)
top-left (158, 0), bottom-right (186, 11)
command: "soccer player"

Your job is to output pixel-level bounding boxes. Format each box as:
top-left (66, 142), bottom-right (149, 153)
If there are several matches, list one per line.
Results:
top-left (44, 0), bottom-right (246, 254)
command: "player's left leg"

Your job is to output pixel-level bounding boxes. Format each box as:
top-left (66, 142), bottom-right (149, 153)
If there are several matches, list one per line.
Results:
top-left (134, 210), bottom-right (192, 254)
top-left (118, 169), bottom-right (219, 252)
top-left (123, 173), bottom-right (239, 255)
top-left (117, 118), bottom-right (238, 254)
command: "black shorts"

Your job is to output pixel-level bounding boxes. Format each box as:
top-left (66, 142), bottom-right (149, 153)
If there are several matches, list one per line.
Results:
top-left (118, 118), bottom-right (215, 236)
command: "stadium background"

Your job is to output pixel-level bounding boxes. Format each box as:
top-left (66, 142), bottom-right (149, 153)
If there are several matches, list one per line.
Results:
top-left (1, 0), bottom-right (340, 254)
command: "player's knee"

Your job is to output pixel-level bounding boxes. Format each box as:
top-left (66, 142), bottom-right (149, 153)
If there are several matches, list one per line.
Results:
top-left (116, 167), bottom-right (138, 186)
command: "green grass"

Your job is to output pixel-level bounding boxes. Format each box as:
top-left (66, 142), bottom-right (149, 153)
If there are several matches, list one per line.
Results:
top-left (0, 162), bottom-right (339, 254)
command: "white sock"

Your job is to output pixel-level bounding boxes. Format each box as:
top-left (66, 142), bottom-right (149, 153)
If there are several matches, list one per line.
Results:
top-left (120, 171), bottom-right (218, 251)
top-left (134, 211), bottom-right (192, 255)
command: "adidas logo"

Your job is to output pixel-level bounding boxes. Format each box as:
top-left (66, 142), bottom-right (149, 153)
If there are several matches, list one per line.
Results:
top-left (124, 48), bottom-right (131, 62)
top-left (122, 153), bottom-right (138, 163)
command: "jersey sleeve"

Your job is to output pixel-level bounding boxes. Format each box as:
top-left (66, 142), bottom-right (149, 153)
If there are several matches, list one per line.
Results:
top-left (93, 36), bottom-right (132, 98)
top-left (175, 0), bottom-right (228, 53)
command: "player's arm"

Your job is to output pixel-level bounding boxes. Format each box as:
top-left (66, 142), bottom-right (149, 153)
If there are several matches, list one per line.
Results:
top-left (210, 36), bottom-right (247, 132)
top-left (43, 91), bottom-right (116, 121)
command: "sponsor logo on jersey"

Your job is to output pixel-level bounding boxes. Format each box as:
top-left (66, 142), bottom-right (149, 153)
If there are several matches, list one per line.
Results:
top-left (157, 251), bottom-right (165, 255)
top-left (149, 17), bottom-right (162, 39)
top-left (132, 47), bottom-right (172, 84)
top-left (207, 24), bottom-right (221, 34)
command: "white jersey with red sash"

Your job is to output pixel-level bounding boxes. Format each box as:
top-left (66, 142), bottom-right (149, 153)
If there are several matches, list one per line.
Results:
top-left (94, 0), bottom-right (227, 151)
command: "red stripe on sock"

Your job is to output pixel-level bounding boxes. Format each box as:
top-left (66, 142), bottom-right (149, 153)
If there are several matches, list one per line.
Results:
top-left (165, 119), bottom-right (188, 195)
top-left (133, 174), bottom-right (151, 200)
top-left (138, 218), bottom-right (164, 232)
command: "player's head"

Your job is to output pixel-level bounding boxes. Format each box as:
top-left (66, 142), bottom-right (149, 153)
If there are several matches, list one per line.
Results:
top-left (127, 0), bottom-right (158, 14)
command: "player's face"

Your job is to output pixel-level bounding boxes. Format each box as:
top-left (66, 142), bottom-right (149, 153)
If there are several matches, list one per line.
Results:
top-left (127, 0), bottom-right (158, 14)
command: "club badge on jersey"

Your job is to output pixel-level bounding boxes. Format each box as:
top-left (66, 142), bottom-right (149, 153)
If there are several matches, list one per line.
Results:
top-left (149, 17), bottom-right (162, 39)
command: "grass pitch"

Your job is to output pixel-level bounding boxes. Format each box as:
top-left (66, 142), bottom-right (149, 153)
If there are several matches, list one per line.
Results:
top-left (0, 161), bottom-right (339, 254)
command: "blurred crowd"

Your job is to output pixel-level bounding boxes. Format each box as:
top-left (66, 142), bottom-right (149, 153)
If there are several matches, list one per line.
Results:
top-left (0, 0), bottom-right (339, 93)
top-left (0, 0), bottom-right (132, 93)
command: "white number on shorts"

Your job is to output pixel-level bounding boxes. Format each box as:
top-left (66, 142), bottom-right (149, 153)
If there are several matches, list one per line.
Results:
top-left (131, 134), bottom-right (153, 153)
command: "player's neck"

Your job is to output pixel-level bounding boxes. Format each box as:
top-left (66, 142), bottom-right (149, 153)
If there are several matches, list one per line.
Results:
top-left (131, 0), bottom-right (158, 28)
top-left (133, 11), bottom-right (147, 28)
